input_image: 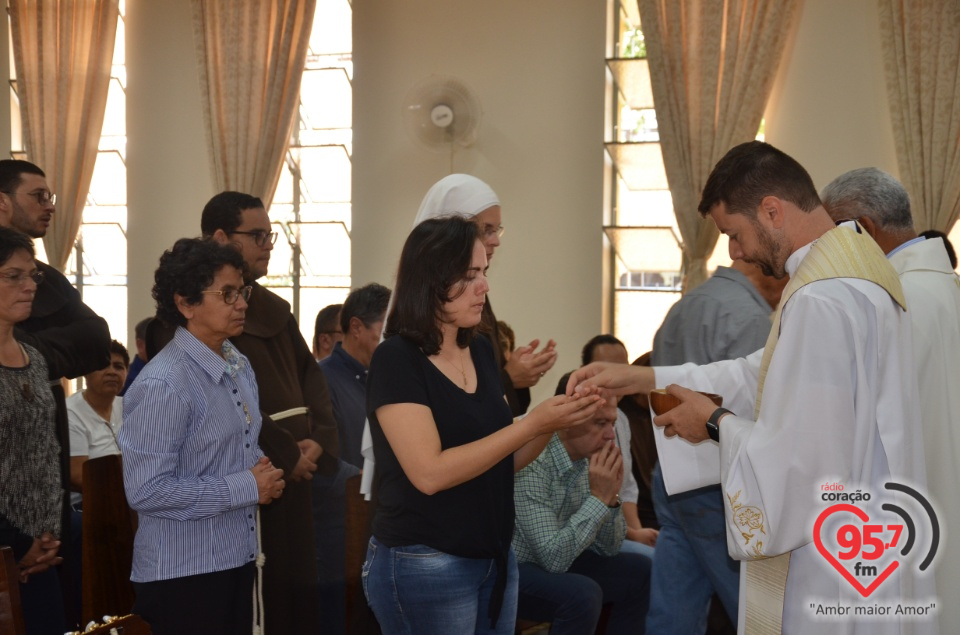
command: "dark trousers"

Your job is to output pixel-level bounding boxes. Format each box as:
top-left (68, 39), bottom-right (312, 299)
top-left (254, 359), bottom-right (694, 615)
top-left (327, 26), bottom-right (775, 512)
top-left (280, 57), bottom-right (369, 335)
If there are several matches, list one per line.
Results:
top-left (311, 459), bottom-right (360, 635)
top-left (20, 567), bottom-right (66, 635)
top-left (517, 550), bottom-right (651, 635)
top-left (133, 563), bottom-right (255, 635)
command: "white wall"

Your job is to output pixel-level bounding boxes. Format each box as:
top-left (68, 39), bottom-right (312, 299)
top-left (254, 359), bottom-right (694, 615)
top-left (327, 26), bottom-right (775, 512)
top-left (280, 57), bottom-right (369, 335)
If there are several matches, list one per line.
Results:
top-left (764, 0), bottom-right (898, 190)
top-left (352, 0), bottom-right (608, 403)
top-left (115, 0), bottom-right (919, 378)
top-left (126, 0), bottom-right (213, 341)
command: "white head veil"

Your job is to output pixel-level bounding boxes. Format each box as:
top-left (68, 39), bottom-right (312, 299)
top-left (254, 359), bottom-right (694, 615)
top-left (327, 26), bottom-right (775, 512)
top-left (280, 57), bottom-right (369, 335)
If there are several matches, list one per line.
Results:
top-left (383, 174), bottom-right (500, 334)
top-left (387, 173), bottom-right (499, 335)
top-left (413, 174), bottom-right (500, 226)
top-left (360, 174), bottom-right (501, 497)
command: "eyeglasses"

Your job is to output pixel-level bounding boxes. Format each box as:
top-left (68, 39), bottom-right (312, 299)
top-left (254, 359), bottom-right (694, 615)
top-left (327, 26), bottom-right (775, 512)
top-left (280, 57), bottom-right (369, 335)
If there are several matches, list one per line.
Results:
top-left (0, 269), bottom-right (45, 287)
top-left (230, 230), bottom-right (278, 247)
top-left (2, 189), bottom-right (56, 206)
top-left (201, 285), bottom-right (253, 305)
top-left (479, 223), bottom-right (504, 239)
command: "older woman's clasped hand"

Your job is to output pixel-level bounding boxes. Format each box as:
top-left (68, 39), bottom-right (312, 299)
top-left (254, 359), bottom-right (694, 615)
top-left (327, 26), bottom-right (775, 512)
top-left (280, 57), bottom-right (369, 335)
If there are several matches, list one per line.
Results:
top-left (251, 456), bottom-right (285, 504)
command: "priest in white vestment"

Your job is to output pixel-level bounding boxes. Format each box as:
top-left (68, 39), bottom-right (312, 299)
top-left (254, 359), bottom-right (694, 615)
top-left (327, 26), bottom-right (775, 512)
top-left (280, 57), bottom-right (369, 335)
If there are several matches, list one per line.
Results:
top-left (822, 167), bottom-right (960, 633)
top-left (568, 142), bottom-right (937, 635)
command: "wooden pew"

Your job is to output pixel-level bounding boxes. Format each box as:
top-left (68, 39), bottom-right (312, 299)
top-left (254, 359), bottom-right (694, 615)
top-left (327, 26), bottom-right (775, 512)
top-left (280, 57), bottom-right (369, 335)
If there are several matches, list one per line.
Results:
top-left (81, 455), bottom-right (137, 625)
top-left (344, 474), bottom-right (374, 632)
top-left (0, 546), bottom-right (25, 635)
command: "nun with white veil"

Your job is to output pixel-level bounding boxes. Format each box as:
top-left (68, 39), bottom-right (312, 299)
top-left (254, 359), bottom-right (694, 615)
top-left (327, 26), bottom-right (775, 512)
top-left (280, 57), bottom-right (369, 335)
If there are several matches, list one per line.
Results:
top-left (360, 174), bottom-right (558, 497)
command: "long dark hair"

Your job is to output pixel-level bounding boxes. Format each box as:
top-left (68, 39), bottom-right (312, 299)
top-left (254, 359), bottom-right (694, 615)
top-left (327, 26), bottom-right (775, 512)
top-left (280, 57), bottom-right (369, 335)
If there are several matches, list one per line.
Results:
top-left (385, 216), bottom-right (480, 355)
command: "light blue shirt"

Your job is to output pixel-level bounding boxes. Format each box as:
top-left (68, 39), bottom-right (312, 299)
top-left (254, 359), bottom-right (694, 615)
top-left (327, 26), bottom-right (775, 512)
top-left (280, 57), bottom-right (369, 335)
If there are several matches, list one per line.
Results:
top-left (119, 326), bottom-right (263, 582)
top-left (885, 235), bottom-right (925, 259)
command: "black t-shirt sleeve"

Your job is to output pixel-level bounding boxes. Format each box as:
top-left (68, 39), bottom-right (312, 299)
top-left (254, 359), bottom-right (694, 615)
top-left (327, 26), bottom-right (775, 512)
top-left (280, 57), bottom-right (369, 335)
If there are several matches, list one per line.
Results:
top-left (367, 337), bottom-right (430, 415)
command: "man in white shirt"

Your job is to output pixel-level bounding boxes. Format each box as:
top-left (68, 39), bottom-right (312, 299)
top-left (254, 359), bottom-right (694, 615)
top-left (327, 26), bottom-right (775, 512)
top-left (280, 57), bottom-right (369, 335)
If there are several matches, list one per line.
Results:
top-left (822, 167), bottom-right (960, 632)
top-left (567, 141), bottom-right (936, 634)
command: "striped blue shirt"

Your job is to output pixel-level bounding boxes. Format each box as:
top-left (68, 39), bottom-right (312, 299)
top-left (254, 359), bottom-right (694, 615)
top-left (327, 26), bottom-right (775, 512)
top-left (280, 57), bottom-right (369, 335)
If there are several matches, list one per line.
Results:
top-left (118, 327), bottom-right (263, 582)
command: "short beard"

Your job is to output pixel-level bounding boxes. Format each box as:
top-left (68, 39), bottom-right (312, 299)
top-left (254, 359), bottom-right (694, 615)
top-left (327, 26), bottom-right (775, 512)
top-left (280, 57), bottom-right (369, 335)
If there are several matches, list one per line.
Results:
top-left (11, 202), bottom-right (44, 238)
top-left (753, 222), bottom-right (789, 280)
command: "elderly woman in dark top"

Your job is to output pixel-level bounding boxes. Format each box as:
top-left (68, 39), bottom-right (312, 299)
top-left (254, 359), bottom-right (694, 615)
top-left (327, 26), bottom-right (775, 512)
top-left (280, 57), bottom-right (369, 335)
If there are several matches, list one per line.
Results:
top-left (363, 216), bottom-right (603, 634)
top-left (118, 238), bottom-right (285, 635)
top-left (0, 225), bottom-right (65, 634)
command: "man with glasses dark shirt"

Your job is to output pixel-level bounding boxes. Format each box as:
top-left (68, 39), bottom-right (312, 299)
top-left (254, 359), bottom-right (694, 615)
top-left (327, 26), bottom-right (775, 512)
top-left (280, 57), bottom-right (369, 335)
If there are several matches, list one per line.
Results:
top-left (0, 159), bottom-right (111, 631)
top-left (200, 190), bottom-right (340, 635)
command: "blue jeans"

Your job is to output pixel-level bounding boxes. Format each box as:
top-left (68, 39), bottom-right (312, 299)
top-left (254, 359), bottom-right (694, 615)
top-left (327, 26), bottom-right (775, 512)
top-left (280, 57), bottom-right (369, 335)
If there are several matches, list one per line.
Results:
top-left (363, 537), bottom-right (518, 635)
top-left (619, 538), bottom-right (655, 560)
top-left (645, 462), bottom-right (739, 634)
top-left (517, 550), bottom-right (651, 635)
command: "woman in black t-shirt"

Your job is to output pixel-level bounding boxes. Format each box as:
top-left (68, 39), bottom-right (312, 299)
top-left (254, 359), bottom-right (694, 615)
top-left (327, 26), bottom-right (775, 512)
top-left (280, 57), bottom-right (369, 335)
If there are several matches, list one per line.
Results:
top-left (363, 217), bottom-right (603, 634)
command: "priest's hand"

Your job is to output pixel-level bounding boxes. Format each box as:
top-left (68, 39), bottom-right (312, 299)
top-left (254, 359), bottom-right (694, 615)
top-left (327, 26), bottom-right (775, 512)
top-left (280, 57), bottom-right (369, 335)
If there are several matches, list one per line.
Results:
top-left (566, 362), bottom-right (654, 399)
top-left (653, 384), bottom-right (718, 443)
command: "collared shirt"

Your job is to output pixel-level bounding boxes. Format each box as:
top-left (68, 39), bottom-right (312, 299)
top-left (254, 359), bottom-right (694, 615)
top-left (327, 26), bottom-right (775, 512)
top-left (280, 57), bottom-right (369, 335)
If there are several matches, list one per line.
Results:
top-left (318, 342), bottom-right (368, 468)
top-left (119, 327), bottom-right (263, 582)
top-left (885, 235), bottom-right (926, 259)
top-left (652, 265), bottom-right (772, 366)
top-left (513, 433), bottom-right (626, 574)
top-left (613, 409), bottom-right (639, 507)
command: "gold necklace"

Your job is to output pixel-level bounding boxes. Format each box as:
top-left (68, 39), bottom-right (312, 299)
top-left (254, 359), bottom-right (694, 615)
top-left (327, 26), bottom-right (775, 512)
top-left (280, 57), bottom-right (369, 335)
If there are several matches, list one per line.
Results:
top-left (439, 347), bottom-right (468, 388)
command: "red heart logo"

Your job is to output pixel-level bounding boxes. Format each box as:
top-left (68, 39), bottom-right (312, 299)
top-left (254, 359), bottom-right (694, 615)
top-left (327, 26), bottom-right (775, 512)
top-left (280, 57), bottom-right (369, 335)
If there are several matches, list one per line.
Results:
top-left (813, 504), bottom-right (899, 597)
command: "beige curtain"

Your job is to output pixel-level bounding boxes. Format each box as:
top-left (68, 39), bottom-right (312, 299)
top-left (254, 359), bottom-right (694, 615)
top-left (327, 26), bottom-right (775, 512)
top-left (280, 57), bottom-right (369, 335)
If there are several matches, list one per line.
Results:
top-left (191, 0), bottom-right (316, 208)
top-left (878, 0), bottom-right (960, 234)
top-left (9, 0), bottom-right (119, 271)
top-left (638, 0), bottom-right (800, 291)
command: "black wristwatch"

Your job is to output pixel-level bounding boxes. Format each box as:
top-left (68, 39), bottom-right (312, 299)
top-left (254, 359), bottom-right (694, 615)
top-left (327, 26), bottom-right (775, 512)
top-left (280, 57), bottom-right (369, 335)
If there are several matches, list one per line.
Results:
top-left (706, 407), bottom-right (732, 442)
top-left (607, 494), bottom-right (622, 509)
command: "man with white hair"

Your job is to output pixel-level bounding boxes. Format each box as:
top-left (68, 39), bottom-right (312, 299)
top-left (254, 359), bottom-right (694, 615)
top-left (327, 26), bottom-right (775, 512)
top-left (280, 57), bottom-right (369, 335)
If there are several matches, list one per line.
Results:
top-left (822, 167), bottom-right (960, 632)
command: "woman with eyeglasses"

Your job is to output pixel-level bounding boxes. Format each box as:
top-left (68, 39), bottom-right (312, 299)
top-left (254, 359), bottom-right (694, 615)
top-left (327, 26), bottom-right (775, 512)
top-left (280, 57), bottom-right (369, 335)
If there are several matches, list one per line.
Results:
top-left (118, 238), bottom-right (285, 635)
top-left (0, 225), bottom-right (67, 634)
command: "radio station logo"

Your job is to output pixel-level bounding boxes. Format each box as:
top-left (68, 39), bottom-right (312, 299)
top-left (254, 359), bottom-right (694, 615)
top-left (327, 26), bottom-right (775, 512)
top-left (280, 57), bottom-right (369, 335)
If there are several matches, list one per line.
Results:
top-left (814, 482), bottom-right (939, 598)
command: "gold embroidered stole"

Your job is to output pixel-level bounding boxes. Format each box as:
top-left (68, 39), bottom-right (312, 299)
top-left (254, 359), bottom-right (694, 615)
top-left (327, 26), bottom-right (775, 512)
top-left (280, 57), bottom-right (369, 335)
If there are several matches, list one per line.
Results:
top-left (742, 224), bottom-right (905, 635)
